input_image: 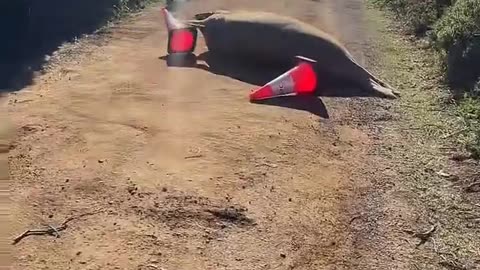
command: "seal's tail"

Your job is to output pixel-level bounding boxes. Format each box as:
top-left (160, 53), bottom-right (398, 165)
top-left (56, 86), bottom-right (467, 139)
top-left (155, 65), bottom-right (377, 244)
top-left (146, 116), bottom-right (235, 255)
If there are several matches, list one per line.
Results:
top-left (184, 20), bottom-right (206, 29)
top-left (370, 79), bottom-right (399, 99)
top-left (347, 53), bottom-right (400, 98)
top-left (194, 10), bottom-right (230, 20)
top-left (185, 10), bottom-right (231, 28)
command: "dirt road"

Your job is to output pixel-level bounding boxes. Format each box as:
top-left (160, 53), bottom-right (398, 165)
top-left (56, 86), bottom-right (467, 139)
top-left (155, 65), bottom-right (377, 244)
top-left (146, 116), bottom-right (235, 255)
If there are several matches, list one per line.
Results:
top-left (7, 1), bottom-right (412, 269)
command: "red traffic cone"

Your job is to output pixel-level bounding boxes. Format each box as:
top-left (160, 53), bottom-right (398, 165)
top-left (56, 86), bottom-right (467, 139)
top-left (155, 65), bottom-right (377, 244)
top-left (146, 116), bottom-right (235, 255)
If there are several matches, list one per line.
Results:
top-left (249, 57), bottom-right (318, 101)
top-left (162, 8), bottom-right (185, 30)
top-left (162, 7), bottom-right (198, 67)
top-left (167, 28), bottom-right (197, 54)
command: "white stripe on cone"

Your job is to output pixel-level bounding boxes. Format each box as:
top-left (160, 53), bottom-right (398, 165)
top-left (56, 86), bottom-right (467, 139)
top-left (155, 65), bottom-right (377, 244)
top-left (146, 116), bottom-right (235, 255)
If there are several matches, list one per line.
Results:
top-left (268, 72), bottom-right (296, 96)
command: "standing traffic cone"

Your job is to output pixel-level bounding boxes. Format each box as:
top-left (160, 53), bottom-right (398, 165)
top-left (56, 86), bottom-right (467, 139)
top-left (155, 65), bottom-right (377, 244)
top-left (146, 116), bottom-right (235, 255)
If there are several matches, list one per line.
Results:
top-left (249, 57), bottom-right (318, 101)
top-left (162, 8), bottom-right (185, 30)
top-left (162, 7), bottom-right (198, 67)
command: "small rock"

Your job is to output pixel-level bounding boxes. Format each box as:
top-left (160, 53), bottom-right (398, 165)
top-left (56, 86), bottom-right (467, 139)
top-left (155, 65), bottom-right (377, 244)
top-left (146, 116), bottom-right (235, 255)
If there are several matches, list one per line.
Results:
top-left (451, 153), bottom-right (471, 161)
top-left (288, 198), bottom-right (292, 202)
top-left (98, 159), bottom-right (105, 163)
top-left (79, 261), bottom-right (87, 264)
top-left (76, 251), bottom-right (82, 256)
top-left (149, 258), bottom-right (159, 264)
top-left (127, 186), bottom-right (138, 195)
top-left (48, 214), bottom-right (54, 218)
top-left (162, 187), bottom-right (167, 192)
top-left (280, 253), bottom-right (286, 258)
top-left (436, 170), bottom-right (451, 178)
top-left (436, 170), bottom-right (460, 182)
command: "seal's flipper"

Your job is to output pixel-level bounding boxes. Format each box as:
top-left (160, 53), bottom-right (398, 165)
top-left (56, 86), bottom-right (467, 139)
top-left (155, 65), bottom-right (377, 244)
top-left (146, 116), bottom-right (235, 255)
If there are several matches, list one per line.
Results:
top-left (194, 12), bottom-right (216, 20)
top-left (194, 10), bottom-right (230, 20)
top-left (370, 79), bottom-right (398, 99)
top-left (185, 20), bottom-right (206, 29)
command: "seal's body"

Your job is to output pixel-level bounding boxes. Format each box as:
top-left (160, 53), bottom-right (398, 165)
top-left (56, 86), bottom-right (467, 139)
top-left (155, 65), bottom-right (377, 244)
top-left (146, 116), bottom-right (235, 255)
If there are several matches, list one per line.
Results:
top-left (187, 10), bottom-right (399, 99)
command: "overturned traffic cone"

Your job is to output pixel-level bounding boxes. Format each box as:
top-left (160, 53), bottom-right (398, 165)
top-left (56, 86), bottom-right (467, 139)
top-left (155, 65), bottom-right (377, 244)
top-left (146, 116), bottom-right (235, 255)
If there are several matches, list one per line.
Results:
top-left (249, 57), bottom-right (318, 101)
top-left (162, 8), bottom-right (198, 67)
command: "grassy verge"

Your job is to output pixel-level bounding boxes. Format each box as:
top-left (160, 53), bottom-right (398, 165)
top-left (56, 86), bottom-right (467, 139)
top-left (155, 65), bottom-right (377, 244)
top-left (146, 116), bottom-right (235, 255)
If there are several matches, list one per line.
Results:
top-left (370, 0), bottom-right (480, 159)
top-left (366, 3), bottom-right (480, 269)
top-left (112, 0), bottom-right (162, 20)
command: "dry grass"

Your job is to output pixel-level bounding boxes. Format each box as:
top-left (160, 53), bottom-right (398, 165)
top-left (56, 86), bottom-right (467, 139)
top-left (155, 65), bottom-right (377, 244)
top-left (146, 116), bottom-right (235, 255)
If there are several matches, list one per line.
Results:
top-left (366, 4), bottom-right (480, 269)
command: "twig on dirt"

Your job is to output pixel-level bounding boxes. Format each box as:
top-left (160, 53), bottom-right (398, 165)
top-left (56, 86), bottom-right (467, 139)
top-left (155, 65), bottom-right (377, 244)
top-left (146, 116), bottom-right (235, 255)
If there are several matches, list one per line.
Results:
top-left (349, 215), bottom-right (362, 224)
top-left (465, 182), bottom-right (480, 193)
top-left (441, 128), bottom-right (469, 139)
top-left (432, 238), bottom-right (470, 270)
top-left (439, 257), bottom-right (468, 270)
top-left (47, 224), bottom-right (60, 238)
top-left (184, 154), bottom-right (204, 159)
top-left (450, 153), bottom-right (472, 162)
top-left (404, 224), bottom-right (437, 247)
top-left (255, 162), bottom-right (278, 168)
top-left (432, 237), bottom-right (439, 253)
top-left (12, 211), bottom-right (100, 245)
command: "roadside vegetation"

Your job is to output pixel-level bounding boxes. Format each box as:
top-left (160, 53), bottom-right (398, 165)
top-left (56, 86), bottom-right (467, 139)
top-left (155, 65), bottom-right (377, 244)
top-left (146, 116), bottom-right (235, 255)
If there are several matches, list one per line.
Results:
top-left (113, 0), bottom-right (161, 19)
top-left (372, 0), bottom-right (480, 158)
top-left (0, 0), bottom-right (160, 91)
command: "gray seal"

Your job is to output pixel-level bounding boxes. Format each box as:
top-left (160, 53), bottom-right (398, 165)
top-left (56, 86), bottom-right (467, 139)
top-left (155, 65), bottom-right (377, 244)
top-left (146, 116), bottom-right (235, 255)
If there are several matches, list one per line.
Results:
top-left (185, 10), bottom-right (399, 99)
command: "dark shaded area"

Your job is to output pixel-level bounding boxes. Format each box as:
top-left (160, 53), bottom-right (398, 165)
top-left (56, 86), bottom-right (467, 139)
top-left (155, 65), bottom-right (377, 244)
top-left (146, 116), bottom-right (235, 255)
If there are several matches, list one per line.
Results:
top-left (446, 37), bottom-right (480, 97)
top-left (375, 0), bottom-right (480, 96)
top-left (159, 51), bottom-right (391, 116)
top-left (195, 51), bottom-right (388, 99)
top-left (162, 51), bottom-right (381, 96)
top-left (251, 96), bottom-right (329, 118)
top-left (195, 51), bottom-right (293, 86)
top-left (0, 0), bottom-right (147, 92)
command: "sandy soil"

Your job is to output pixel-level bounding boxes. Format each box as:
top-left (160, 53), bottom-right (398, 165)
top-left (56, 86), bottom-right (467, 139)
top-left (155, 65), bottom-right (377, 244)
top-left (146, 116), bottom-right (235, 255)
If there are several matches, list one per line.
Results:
top-left (7, 1), bottom-right (419, 269)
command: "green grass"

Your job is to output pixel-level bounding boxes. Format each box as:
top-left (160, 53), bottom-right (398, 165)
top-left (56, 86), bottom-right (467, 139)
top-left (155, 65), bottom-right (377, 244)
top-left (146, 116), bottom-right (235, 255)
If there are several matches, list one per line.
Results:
top-left (371, 0), bottom-right (480, 159)
top-left (459, 88), bottom-right (480, 159)
top-left (365, 5), bottom-right (480, 268)
top-left (113, 0), bottom-right (162, 19)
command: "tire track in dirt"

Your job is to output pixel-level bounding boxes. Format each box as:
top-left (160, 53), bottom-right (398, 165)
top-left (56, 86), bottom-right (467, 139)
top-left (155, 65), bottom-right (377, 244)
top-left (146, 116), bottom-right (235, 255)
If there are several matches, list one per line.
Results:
top-left (8, 1), bottom-right (399, 269)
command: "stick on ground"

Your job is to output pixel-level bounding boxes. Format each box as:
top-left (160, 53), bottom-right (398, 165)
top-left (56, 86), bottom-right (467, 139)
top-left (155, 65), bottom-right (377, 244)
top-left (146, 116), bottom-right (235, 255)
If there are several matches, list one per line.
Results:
top-left (404, 224), bottom-right (437, 247)
top-left (465, 182), bottom-right (480, 193)
top-left (12, 211), bottom-right (100, 245)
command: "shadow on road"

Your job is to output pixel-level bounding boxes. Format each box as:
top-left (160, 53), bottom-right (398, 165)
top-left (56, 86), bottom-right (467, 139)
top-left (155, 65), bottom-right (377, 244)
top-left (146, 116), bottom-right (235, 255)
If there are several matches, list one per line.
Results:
top-left (160, 51), bottom-right (388, 97)
top-left (159, 51), bottom-right (392, 117)
top-left (251, 96), bottom-right (330, 118)
top-left (159, 52), bottom-right (330, 117)
top-left (0, 0), bottom-right (143, 93)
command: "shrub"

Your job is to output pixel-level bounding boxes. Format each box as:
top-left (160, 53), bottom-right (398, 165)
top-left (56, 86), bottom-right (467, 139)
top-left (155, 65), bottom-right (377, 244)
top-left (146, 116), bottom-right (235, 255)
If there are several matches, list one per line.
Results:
top-left (434, 0), bottom-right (480, 89)
top-left (459, 78), bottom-right (480, 158)
top-left (373, 0), bottom-right (453, 35)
